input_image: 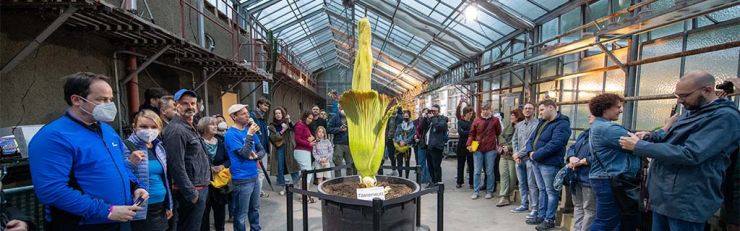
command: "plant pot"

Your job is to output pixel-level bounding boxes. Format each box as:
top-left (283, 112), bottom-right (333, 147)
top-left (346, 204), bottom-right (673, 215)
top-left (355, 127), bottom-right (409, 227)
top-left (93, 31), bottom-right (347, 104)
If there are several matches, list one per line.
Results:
top-left (317, 175), bottom-right (420, 231)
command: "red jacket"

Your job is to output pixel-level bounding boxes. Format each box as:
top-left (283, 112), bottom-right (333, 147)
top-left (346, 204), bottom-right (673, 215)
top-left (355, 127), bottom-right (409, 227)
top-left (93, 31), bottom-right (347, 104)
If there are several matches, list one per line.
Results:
top-left (466, 116), bottom-right (502, 152)
top-left (294, 121), bottom-right (313, 152)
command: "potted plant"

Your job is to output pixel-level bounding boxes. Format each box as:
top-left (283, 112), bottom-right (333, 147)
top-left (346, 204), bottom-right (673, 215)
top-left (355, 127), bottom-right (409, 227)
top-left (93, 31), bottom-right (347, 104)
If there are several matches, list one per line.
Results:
top-left (316, 17), bottom-right (420, 231)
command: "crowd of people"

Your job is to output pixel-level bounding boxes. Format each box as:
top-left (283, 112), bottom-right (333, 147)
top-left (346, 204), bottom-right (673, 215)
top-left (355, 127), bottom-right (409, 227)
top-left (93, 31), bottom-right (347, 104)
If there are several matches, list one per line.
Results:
top-left (26, 72), bottom-right (347, 231)
top-left (21, 70), bottom-right (740, 231)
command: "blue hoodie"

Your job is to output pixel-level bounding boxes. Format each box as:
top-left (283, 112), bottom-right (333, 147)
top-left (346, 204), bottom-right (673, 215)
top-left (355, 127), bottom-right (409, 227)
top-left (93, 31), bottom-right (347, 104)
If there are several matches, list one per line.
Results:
top-left (635, 98), bottom-right (740, 223)
top-left (29, 113), bottom-right (140, 225)
top-left (524, 113), bottom-right (571, 167)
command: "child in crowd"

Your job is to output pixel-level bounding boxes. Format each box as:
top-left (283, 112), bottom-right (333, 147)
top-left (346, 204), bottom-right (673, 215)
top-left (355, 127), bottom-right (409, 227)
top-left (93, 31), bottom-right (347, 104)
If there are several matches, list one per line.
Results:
top-left (312, 126), bottom-right (334, 183)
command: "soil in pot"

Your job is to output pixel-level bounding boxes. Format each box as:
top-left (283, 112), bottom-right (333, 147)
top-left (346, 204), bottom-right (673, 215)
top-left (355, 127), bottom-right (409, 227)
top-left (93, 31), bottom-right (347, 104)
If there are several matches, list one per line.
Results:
top-left (322, 180), bottom-right (413, 199)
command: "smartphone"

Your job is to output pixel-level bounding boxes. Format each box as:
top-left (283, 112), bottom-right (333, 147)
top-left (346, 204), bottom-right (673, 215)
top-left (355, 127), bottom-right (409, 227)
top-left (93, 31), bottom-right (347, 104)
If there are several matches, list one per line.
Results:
top-left (670, 104), bottom-right (680, 117)
top-left (134, 197), bottom-right (145, 206)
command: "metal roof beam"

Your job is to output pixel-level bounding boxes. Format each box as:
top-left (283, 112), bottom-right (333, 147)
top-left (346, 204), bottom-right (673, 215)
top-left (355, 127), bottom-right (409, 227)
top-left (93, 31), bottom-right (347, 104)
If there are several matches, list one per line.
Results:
top-left (355, 0), bottom-right (481, 57)
top-left (247, 0), bottom-right (281, 15)
top-left (478, 0), bottom-right (535, 30)
top-left (296, 37), bottom-right (334, 57)
top-left (328, 25), bottom-right (447, 72)
top-left (286, 26), bottom-right (330, 47)
top-left (273, 9), bottom-right (326, 33)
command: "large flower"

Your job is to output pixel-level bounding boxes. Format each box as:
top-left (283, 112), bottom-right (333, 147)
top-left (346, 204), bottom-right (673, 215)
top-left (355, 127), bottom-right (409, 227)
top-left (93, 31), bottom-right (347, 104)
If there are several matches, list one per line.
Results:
top-left (339, 17), bottom-right (396, 187)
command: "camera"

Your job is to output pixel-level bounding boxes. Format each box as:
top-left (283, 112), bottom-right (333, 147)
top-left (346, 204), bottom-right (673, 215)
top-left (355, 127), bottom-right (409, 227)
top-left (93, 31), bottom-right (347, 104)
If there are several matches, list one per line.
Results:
top-left (717, 81), bottom-right (734, 94)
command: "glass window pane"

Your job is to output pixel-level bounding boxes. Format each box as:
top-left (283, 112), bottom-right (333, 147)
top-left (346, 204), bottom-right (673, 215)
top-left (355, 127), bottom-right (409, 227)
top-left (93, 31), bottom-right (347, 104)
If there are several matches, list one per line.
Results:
top-left (708, 5), bottom-right (740, 22)
top-left (561, 8), bottom-right (582, 42)
top-left (540, 58), bottom-right (559, 77)
top-left (580, 53), bottom-right (606, 72)
top-left (578, 72), bottom-right (604, 101)
top-left (638, 58), bottom-right (681, 96)
top-left (641, 37), bottom-right (682, 59)
top-left (575, 104), bottom-right (592, 130)
top-left (605, 70), bottom-right (625, 94)
top-left (532, 0), bottom-right (568, 11)
top-left (541, 18), bottom-right (559, 44)
top-left (684, 49), bottom-right (739, 84)
top-left (686, 24), bottom-right (740, 50)
top-left (651, 21), bottom-right (685, 40)
top-left (562, 77), bottom-right (577, 102)
top-left (499, 0), bottom-right (547, 19)
top-left (587, 0), bottom-right (609, 32)
top-left (635, 99), bottom-right (675, 130)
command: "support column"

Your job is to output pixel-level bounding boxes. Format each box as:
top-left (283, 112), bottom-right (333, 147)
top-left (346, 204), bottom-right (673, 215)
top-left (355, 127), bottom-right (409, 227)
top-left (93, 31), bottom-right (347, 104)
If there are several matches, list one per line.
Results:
top-left (623, 35), bottom-right (640, 130)
top-left (203, 69), bottom-right (210, 116)
top-left (126, 47), bottom-right (140, 118)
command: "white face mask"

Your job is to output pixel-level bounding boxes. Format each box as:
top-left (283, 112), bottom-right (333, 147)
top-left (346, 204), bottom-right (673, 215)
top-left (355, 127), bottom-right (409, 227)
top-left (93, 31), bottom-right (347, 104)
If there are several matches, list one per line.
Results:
top-left (199, 104), bottom-right (205, 113)
top-left (217, 122), bottom-right (228, 131)
top-left (136, 128), bottom-right (159, 143)
top-left (80, 97), bottom-right (117, 122)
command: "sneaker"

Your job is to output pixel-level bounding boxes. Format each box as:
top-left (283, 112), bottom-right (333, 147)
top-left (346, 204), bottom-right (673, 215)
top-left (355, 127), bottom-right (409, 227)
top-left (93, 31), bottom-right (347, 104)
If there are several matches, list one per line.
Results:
top-left (471, 193), bottom-right (480, 200)
top-left (496, 197), bottom-right (511, 207)
top-left (484, 193), bottom-right (493, 199)
top-left (510, 206), bottom-right (528, 213)
top-left (260, 192), bottom-right (269, 198)
top-left (535, 220), bottom-right (556, 230)
top-left (456, 184), bottom-right (462, 189)
top-left (525, 217), bottom-right (544, 225)
top-left (526, 211), bottom-right (538, 219)
top-left (279, 190), bottom-right (285, 196)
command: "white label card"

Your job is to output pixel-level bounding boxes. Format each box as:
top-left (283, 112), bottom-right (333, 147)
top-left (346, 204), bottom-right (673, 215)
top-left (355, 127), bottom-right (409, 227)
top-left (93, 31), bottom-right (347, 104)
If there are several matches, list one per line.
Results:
top-left (356, 187), bottom-right (385, 201)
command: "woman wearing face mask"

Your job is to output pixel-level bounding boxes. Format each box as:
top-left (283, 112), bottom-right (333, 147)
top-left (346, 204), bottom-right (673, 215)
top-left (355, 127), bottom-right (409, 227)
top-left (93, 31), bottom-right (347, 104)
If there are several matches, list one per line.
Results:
top-left (198, 116), bottom-right (230, 231)
top-left (214, 114), bottom-right (229, 136)
top-left (125, 110), bottom-right (173, 231)
top-left (394, 110), bottom-right (415, 178)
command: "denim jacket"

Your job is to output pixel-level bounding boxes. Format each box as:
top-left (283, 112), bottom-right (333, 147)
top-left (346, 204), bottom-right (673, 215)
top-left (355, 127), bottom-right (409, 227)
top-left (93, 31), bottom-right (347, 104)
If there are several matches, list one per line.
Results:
top-left (587, 117), bottom-right (640, 180)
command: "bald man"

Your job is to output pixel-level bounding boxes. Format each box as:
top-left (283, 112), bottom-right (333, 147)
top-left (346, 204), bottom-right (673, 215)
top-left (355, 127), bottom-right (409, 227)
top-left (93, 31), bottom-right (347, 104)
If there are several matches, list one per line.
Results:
top-left (619, 71), bottom-right (740, 230)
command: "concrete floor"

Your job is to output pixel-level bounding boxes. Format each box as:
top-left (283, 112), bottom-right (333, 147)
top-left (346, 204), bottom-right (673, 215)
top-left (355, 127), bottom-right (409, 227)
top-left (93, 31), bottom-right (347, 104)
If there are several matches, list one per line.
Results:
top-left (215, 157), bottom-right (566, 231)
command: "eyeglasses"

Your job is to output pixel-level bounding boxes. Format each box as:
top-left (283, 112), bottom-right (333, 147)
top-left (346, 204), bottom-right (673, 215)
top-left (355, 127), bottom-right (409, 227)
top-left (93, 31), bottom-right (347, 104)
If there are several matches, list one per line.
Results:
top-left (673, 86), bottom-right (707, 99)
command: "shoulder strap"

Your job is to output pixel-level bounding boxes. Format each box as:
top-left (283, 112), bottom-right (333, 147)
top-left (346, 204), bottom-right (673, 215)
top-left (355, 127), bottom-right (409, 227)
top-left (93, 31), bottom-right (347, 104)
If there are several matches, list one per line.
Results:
top-left (122, 139), bottom-right (137, 153)
top-left (588, 129), bottom-right (612, 178)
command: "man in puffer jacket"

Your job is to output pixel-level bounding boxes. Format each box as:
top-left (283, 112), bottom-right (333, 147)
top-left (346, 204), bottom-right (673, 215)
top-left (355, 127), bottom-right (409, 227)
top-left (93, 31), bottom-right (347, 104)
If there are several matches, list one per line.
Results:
top-left (523, 99), bottom-right (571, 230)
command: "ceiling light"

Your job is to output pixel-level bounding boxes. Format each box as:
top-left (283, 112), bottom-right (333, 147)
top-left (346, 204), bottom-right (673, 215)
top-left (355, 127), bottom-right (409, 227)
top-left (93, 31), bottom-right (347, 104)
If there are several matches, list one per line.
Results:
top-left (464, 2), bottom-right (478, 21)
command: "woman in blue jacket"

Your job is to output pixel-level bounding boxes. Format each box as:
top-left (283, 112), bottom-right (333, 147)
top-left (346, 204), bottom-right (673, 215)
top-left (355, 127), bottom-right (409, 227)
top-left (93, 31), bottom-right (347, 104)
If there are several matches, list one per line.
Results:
top-left (587, 93), bottom-right (641, 231)
top-left (125, 110), bottom-right (173, 231)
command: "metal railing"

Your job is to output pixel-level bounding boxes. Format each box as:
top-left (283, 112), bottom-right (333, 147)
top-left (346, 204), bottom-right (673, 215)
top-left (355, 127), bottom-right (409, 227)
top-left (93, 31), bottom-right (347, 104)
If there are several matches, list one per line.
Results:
top-left (3, 185), bottom-right (44, 230)
top-left (286, 164), bottom-right (444, 231)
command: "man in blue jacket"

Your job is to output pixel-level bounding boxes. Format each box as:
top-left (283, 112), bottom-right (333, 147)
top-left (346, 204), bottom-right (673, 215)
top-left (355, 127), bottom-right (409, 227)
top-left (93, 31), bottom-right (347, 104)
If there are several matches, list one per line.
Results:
top-left (225, 104), bottom-right (266, 231)
top-left (523, 99), bottom-right (571, 230)
top-left (620, 71), bottom-right (740, 231)
top-left (328, 105), bottom-right (354, 176)
top-left (29, 72), bottom-right (148, 230)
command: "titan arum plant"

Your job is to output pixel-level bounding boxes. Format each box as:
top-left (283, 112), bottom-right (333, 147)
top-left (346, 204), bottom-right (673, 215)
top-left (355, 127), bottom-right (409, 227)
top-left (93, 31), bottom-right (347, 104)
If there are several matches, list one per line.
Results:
top-left (339, 17), bottom-right (398, 188)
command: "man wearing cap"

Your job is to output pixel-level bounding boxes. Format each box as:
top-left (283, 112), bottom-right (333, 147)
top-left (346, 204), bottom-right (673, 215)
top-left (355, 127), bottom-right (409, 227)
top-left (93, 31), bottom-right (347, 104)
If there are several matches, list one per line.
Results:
top-left (162, 89), bottom-right (212, 231)
top-left (224, 104), bottom-right (265, 231)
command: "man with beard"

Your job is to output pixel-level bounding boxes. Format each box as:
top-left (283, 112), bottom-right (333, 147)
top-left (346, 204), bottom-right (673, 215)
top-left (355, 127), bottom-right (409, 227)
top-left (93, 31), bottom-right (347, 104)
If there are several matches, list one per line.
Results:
top-left (309, 105), bottom-right (327, 136)
top-left (328, 105), bottom-right (354, 176)
top-left (620, 71), bottom-right (740, 231)
top-left (162, 89), bottom-right (212, 231)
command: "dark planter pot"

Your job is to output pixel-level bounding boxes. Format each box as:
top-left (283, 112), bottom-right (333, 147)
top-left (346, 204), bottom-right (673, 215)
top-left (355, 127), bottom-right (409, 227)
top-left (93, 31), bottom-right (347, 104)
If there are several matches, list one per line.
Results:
top-left (317, 175), bottom-right (420, 231)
